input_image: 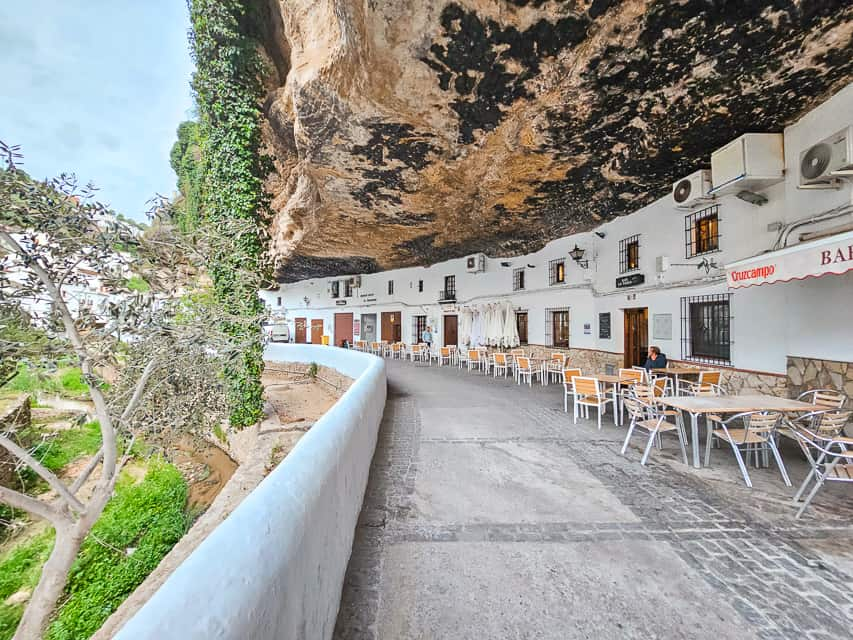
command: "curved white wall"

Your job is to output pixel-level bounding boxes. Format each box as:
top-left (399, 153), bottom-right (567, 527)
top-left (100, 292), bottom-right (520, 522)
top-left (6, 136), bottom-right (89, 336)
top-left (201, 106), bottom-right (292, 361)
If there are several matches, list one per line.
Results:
top-left (116, 345), bottom-right (387, 640)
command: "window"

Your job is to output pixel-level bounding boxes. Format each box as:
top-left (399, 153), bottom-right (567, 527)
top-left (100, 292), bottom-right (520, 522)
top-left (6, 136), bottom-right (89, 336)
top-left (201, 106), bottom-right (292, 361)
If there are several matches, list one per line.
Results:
top-left (412, 315), bottom-right (427, 341)
top-left (330, 281), bottom-right (340, 298)
top-left (513, 268), bottom-right (525, 291)
top-left (685, 205), bottom-right (720, 258)
top-left (545, 308), bottom-right (570, 347)
top-left (277, 296), bottom-right (282, 306)
top-left (516, 311), bottom-right (528, 344)
top-left (443, 275), bottom-right (456, 299)
top-left (619, 235), bottom-right (640, 273)
top-left (344, 279), bottom-right (353, 297)
top-left (418, 280), bottom-right (423, 293)
top-left (681, 293), bottom-right (732, 364)
top-left (549, 259), bottom-right (566, 285)
top-left (388, 280), bottom-right (394, 295)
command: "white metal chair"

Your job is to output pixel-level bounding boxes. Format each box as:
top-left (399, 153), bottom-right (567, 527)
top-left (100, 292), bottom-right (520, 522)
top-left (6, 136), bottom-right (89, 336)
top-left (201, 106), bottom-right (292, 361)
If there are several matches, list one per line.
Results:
top-left (492, 353), bottom-right (510, 378)
top-left (546, 353), bottom-right (566, 384)
top-left (790, 422), bottom-right (853, 518)
top-left (630, 366), bottom-right (650, 383)
top-left (467, 349), bottom-right (486, 373)
top-left (705, 411), bottom-right (790, 488)
top-left (796, 388), bottom-right (848, 410)
top-left (515, 356), bottom-right (540, 387)
top-left (562, 368), bottom-right (582, 413)
top-left (437, 346), bottom-right (453, 367)
top-left (621, 396), bottom-right (688, 465)
top-left (618, 368), bottom-right (646, 423)
top-left (571, 377), bottom-right (614, 429)
top-left (457, 348), bottom-right (469, 369)
top-left (680, 370), bottom-right (723, 395)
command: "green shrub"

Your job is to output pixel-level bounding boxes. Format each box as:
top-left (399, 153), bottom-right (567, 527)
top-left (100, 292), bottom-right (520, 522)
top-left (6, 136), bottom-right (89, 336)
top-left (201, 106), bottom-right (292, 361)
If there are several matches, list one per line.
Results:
top-left (57, 368), bottom-right (87, 396)
top-left (31, 421), bottom-right (102, 474)
top-left (0, 529), bottom-right (55, 639)
top-left (307, 362), bottom-right (318, 379)
top-left (125, 275), bottom-right (150, 293)
top-left (45, 460), bottom-right (188, 640)
top-left (2, 363), bottom-right (60, 395)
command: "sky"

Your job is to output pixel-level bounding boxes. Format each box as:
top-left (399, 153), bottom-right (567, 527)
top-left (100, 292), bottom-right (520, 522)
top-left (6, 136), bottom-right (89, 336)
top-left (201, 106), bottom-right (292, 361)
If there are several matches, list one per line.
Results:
top-left (0, 1), bottom-right (196, 221)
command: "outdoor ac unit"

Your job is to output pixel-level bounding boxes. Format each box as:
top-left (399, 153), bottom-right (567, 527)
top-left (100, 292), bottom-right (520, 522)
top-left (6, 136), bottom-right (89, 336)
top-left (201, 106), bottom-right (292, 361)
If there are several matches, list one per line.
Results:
top-left (710, 133), bottom-right (784, 196)
top-left (672, 170), bottom-right (712, 209)
top-left (656, 256), bottom-right (670, 273)
top-left (327, 281), bottom-right (338, 298)
top-left (350, 275), bottom-right (361, 288)
top-left (466, 253), bottom-right (486, 273)
top-left (798, 125), bottom-right (853, 189)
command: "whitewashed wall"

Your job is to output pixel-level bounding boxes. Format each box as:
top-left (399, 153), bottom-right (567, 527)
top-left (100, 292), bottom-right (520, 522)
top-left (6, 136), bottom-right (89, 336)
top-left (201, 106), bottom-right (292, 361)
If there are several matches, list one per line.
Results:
top-left (264, 84), bottom-right (853, 375)
top-left (116, 345), bottom-right (386, 639)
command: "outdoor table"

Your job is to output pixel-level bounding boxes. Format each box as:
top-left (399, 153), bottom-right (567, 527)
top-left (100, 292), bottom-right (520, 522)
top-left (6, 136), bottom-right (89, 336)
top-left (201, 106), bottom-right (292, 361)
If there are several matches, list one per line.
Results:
top-left (595, 374), bottom-right (637, 426)
top-left (516, 357), bottom-right (548, 386)
top-left (650, 367), bottom-right (704, 395)
top-left (658, 394), bottom-right (817, 469)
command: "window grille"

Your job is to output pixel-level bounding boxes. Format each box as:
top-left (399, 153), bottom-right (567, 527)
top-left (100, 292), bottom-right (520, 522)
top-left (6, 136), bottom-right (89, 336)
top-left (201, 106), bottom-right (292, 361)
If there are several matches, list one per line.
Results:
top-left (548, 259), bottom-right (566, 285)
top-left (330, 281), bottom-right (340, 298)
top-left (685, 205), bottom-right (720, 258)
top-left (513, 268), bottom-right (525, 291)
top-left (418, 280), bottom-right (423, 293)
top-left (412, 315), bottom-right (427, 342)
top-left (619, 235), bottom-right (640, 273)
top-left (388, 280), bottom-right (394, 295)
top-left (545, 307), bottom-right (570, 347)
top-left (443, 275), bottom-right (456, 298)
top-left (516, 311), bottom-right (528, 344)
top-left (680, 293), bottom-right (732, 365)
top-left (344, 280), bottom-right (353, 297)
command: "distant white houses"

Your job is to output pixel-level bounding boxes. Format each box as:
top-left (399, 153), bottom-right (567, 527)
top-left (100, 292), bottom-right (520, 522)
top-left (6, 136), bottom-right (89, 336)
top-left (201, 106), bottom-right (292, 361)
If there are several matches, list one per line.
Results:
top-left (267, 84), bottom-right (853, 394)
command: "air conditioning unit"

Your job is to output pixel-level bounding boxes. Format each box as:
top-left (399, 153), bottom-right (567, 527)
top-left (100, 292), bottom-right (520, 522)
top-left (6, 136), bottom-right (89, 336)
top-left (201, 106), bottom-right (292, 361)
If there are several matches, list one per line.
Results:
top-left (655, 256), bottom-right (670, 273)
top-left (327, 281), bottom-right (339, 298)
top-left (798, 126), bottom-right (853, 189)
top-left (710, 133), bottom-right (784, 197)
top-left (466, 253), bottom-right (486, 273)
top-left (350, 275), bottom-right (361, 288)
top-left (672, 170), bottom-right (712, 209)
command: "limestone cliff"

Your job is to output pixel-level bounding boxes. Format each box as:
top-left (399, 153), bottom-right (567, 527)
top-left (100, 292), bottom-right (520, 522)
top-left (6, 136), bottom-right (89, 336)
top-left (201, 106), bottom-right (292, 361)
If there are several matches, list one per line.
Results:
top-left (253, 0), bottom-right (853, 281)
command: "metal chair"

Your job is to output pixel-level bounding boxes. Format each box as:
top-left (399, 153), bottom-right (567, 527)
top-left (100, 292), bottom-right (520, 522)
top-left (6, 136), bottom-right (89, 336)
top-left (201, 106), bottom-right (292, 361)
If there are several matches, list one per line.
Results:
top-left (437, 346), bottom-right (453, 367)
top-left (467, 349), bottom-right (486, 373)
top-left (630, 366), bottom-right (650, 383)
top-left (796, 388), bottom-right (848, 410)
top-left (572, 377), bottom-right (614, 429)
top-left (546, 353), bottom-right (566, 384)
top-left (621, 396), bottom-right (688, 465)
top-left (515, 356), bottom-right (540, 386)
top-left (618, 368), bottom-right (646, 423)
top-left (680, 370), bottom-right (723, 395)
top-left (492, 353), bottom-right (510, 378)
top-left (562, 368), bottom-right (582, 413)
top-left (790, 424), bottom-right (853, 518)
top-left (705, 411), bottom-right (790, 488)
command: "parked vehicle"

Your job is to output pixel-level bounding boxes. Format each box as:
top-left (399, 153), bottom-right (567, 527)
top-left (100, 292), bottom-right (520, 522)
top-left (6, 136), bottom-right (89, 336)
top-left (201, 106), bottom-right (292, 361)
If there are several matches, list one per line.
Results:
top-left (268, 321), bottom-right (291, 343)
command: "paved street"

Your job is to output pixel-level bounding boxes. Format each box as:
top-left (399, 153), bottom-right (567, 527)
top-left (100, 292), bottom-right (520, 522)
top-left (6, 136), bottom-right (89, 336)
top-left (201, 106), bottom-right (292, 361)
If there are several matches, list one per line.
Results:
top-left (334, 359), bottom-right (853, 640)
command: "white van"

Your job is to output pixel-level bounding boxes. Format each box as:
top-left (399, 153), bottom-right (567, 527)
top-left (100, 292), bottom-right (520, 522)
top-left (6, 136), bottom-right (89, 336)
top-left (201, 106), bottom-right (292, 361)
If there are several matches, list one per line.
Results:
top-left (268, 322), bottom-right (291, 343)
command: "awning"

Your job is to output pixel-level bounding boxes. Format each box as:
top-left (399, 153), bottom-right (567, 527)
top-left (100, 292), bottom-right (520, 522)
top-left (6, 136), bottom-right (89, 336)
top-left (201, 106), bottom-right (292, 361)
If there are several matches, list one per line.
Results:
top-left (726, 229), bottom-right (853, 289)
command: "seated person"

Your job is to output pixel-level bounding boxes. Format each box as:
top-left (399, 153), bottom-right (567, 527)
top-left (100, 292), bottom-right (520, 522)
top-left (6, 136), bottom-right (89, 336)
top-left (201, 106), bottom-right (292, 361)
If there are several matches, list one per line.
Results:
top-left (644, 345), bottom-right (667, 370)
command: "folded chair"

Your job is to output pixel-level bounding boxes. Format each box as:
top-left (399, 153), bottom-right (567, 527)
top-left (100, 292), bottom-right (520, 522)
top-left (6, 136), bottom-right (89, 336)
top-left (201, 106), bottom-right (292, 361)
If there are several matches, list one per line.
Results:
top-left (621, 396), bottom-right (688, 465)
top-left (790, 422), bottom-right (853, 518)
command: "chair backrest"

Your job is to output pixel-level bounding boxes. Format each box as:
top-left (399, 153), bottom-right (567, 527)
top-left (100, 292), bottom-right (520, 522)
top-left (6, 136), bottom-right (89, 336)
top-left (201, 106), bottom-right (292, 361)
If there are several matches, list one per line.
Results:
top-left (651, 376), bottom-right (670, 397)
top-left (551, 352), bottom-right (565, 363)
top-left (693, 383), bottom-right (725, 396)
top-left (440, 347), bottom-right (450, 357)
top-left (469, 350), bottom-right (480, 361)
top-left (815, 410), bottom-right (852, 436)
top-left (412, 344), bottom-right (422, 353)
top-left (630, 366), bottom-right (649, 382)
top-left (798, 388), bottom-right (848, 410)
top-left (494, 353), bottom-right (507, 365)
top-left (622, 396), bottom-right (651, 422)
top-left (699, 370), bottom-right (722, 386)
top-left (517, 356), bottom-right (531, 370)
top-left (510, 349), bottom-right (525, 357)
top-left (392, 343), bottom-right (401, 352)
top-left (572, 376), bottom-right (600, 397)
top-left (744, 411), bottom-right (782, 434)
top-left (619, 368), bottom-right (644, 384)
top-left (631, 383), bottom-right (655, 403)
top-left (371, 342), bottom-right (380, 350)
top-left (563, 368), bottom-right (582, 386)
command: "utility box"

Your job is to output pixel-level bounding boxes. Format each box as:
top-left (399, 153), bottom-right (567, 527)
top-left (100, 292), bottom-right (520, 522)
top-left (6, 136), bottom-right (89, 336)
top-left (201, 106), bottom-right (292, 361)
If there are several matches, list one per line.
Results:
top-left (710, 133), bottom-right (784, 196)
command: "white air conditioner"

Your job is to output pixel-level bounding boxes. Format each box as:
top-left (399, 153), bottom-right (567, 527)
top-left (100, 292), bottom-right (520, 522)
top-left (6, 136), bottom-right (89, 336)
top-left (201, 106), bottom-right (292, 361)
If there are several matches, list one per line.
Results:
top-left (672, 170), bottom-right (712, 209)
top-left (710, 133), bottom-right (784, 196)
top-left (655, 256), bottom-right (670, 273)
top-left (798, 125), bottom-right (853, 189)
top-left (466, 253), bottom-right (486, 273)
top-left (327, 281), bottom-right (339, 298)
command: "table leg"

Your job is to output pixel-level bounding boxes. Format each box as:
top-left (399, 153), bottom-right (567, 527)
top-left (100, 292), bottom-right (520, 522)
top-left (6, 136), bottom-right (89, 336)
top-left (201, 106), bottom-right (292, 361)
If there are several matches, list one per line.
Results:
top-left (612, 383), bottom-right (620, 426)
top-left (690, 411), bottom-right (700, 468)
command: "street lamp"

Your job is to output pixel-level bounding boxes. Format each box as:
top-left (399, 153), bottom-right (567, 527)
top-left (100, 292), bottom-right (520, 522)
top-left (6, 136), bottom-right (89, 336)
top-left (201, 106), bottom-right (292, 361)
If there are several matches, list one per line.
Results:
top-left (569, 244), bottom-right (589, 269)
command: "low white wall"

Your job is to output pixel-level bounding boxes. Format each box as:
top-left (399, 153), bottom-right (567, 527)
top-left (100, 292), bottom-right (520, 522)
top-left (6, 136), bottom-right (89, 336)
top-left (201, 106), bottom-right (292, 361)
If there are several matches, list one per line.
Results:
top-left (116, 344), bottom-right (387, 640)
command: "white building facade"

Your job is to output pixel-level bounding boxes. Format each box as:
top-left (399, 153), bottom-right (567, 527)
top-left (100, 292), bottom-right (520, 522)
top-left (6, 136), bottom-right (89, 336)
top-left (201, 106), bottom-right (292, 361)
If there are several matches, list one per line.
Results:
top-left (262, 85), bottom-right (853, 396)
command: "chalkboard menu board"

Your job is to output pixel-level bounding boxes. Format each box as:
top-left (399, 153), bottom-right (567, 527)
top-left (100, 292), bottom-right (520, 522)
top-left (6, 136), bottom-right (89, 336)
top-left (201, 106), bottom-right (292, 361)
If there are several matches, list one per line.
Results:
top-left (599, 312), bottom-right (611, 339)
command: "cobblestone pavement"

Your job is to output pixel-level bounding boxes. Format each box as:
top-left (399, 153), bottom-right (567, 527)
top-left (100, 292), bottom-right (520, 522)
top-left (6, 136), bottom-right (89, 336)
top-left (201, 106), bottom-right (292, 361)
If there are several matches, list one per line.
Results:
top-left (334, 360), bottom-right (853, 640)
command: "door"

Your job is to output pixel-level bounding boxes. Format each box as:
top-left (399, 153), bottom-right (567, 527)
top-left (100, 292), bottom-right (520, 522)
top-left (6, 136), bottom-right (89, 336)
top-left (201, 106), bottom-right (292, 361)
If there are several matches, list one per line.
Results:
top-left (310, 319), bottom-right (324, 344)
top-left (334, 313), bottom-right (353, 348)
top-left (551, 310), bottom-right (570, 347)
top-left (381, 311), bottom-right (402, 342)
top-left (361, 313), bottom-right (377, 343)
top-left (623, 308), bottom-right (649, 368)
top-left (443, 315), bottom-right (458, 346)
top-left (295, 317), bottom-right (307, 344)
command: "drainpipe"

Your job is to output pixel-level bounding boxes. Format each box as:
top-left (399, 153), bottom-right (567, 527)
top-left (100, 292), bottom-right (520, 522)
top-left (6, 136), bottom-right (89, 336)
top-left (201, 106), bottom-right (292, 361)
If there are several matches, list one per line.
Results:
top-left (775, 194), bottom-right (853, 249)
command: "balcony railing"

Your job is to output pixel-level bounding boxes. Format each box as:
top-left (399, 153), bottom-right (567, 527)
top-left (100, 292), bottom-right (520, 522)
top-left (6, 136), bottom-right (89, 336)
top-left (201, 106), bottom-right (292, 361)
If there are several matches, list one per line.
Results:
top-left (438, 289), bottom-right (456, 302)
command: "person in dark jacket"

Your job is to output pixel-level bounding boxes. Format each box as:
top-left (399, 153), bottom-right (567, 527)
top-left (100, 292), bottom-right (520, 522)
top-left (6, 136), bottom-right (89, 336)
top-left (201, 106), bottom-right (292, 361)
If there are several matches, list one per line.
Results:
top-left (644, 345), bottom-right (668, 370)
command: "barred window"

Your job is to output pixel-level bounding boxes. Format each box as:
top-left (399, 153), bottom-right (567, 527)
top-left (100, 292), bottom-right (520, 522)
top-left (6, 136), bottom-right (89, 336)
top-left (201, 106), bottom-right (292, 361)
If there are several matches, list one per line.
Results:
top-left (276, 297), bottom-right (282, 306)
top-left (545, 307), bottom-right (570, 347)
top-left (513, 268), bottom-right (525, 291)
top-left (344, 280), bottom-right (353, 297)
top-left (388, 280), bottom-right (394, 295)
top-left (444, 275), bottom-right (456, 298)
top-left (418, 280), bottom-right (424, 293)
top-left (619, 235), bottom-right (640, 273)
top-left (685, 205), bottom-right (720, 258)
top-left (549, 259), bottom-right (566, 285)
top-left (412, 315), bottom-right (427, 342)
top-left (516, 311), bottom-right (528, 344)
top-left (330, 281), bottom-right (340, 298)
top-left (681, 293), bottom-right (732, 365)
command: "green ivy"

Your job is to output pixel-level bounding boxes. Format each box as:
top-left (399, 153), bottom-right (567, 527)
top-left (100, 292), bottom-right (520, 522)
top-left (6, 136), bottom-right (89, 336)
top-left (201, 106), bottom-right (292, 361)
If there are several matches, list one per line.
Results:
top-left (184, 0), bottom-right (270, 428)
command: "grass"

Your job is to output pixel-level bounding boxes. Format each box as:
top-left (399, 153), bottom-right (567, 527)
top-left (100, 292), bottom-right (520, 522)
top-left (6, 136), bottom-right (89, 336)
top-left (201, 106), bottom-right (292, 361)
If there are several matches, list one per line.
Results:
top-left (125, 276), bottom-right (150, 293)
top-left (0, 461), bottom-right (190, 640)
top-left (30, 421), bottom-right (102, 474)
top-left (2, 364), bottom-right (89, 399)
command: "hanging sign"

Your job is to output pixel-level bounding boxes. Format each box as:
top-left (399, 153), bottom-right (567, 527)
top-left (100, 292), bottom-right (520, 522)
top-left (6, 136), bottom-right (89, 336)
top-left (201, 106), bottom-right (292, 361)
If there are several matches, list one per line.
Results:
top-left (616, 273), bottom-right (645, 288)
top-left (598, 312), bottom-right (611, 339)
top-left (335, 300), bottom-right (347, 306)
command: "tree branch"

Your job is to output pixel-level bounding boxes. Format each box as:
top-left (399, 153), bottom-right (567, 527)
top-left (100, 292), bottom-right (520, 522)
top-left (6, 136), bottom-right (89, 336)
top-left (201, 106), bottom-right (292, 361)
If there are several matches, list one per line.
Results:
top-left (0, 434), bottom-right (85, 514)
top-left (119, 359), bottom-right (158, 425)
top-left (0, 485), bottom-right (67, 526)
top-left (69, 448), bottom-right (103, 495)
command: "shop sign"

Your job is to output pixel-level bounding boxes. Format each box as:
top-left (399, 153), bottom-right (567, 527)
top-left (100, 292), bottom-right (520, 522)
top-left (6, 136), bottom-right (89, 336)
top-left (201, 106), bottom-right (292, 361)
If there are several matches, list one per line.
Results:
top-left (616, 273), bottom-right (645, 288)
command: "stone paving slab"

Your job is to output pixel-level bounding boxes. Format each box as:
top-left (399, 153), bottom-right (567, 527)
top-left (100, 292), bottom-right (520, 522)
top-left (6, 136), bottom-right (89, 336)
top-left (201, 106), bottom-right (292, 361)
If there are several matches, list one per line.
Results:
top-left (334, 360), bottom-right (853, 640)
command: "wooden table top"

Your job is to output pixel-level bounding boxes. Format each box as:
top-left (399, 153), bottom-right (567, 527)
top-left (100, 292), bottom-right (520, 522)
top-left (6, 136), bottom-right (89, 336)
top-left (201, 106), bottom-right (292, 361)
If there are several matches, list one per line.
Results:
top-left (658, 394), bottom-right (816, 414)
top-left (596, 374), bottom-right (637, 384)
top-left (650, 367), bottom-right (705, 375)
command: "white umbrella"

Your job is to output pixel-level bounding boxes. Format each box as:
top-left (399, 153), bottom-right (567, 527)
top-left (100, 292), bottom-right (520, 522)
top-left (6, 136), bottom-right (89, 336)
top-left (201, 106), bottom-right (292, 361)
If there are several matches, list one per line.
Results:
top-left (472, 307), bottom-right (483, 347)
top-left (502, 301), bottom-right (519, 348)
top-left (459, 308), bottom-right (472, 347)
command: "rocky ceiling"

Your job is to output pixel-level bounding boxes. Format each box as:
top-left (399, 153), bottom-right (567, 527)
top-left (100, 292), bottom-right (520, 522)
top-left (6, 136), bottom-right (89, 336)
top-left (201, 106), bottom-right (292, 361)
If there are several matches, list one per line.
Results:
top-left (256, 0), bottom-right (853, 282)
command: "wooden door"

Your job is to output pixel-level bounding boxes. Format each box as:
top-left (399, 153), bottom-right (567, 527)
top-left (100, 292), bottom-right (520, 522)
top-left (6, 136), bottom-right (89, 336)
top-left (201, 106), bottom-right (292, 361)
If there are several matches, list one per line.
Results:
top-left (295, 317), bottom-right (307, 344)
top-left (623, 308), bottom-right (648, 368)
top-left (334, 313), bottom-right (353, 348)
top-left (310, 319), bottom-right (324, 344)
top-left (443, 315), bottom-right (458, 346)
top-left (380, 312), bottom-right (402, 342)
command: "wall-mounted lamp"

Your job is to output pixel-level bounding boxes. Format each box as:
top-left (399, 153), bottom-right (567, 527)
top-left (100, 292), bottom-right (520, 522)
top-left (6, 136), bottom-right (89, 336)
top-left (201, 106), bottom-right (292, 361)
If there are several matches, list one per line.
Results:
top-left (527, 264), bottom-right (536, 269)
top-left (594, 231), bottom-right (606, 239)
top-left (569, 244), bottom-right (589, 269)
top-left (500, 261), bottom-right (512, 267)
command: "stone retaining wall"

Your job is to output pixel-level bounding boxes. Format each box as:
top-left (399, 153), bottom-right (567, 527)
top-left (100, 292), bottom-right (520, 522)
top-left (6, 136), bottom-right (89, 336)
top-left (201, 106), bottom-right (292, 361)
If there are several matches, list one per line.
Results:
top-left (787, 356), bottom-right (853, 400)
top-left (0, 394), bottom-right (31, 487)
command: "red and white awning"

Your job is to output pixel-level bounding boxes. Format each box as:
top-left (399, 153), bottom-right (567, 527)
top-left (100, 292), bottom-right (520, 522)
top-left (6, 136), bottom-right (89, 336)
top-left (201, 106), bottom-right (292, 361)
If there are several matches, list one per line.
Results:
top-left (726, 230), bottom-right (853, 289)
